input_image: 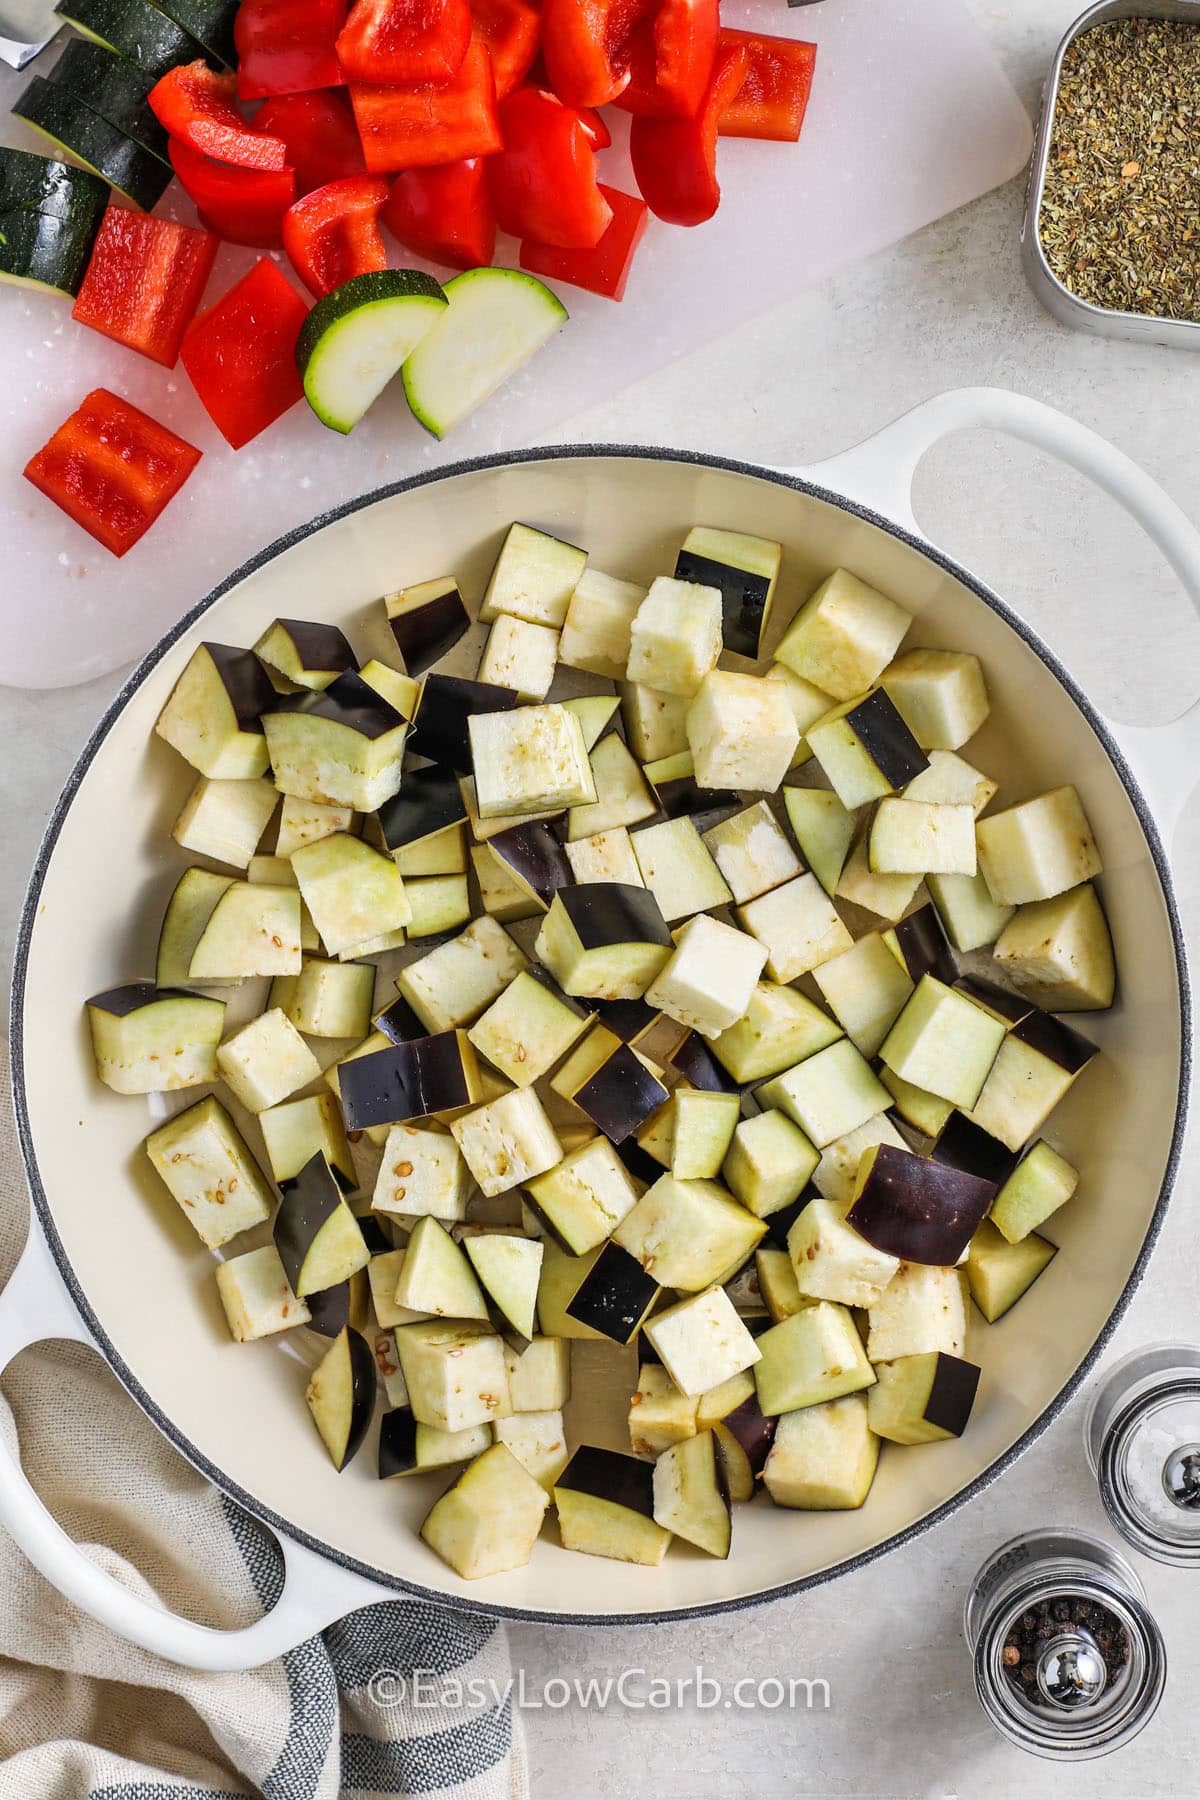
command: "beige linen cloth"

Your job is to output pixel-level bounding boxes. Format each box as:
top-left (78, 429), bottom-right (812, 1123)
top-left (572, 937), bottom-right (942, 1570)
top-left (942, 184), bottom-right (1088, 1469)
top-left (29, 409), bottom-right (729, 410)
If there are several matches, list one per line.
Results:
top-left (0, 1048), bottom-right (527, 1800)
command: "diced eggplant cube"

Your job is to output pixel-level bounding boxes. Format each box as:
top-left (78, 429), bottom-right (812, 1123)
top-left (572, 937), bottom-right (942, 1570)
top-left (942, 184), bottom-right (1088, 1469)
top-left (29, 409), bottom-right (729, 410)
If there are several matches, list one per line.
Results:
top-left (291, 833), bottom-right (410, 957)
top-left (614, 1173), bottom-right (766, 1292)
top-left (466, 970), bottom-right (588, 1088)
top-left (619, 680), bottom-right (690, 762)
top-left (155, 642), bottom-right (274, 780)
top-left (276, 794), bottom-right (355, 857)
top-left (811, 1113), bottom-right (908, 1206)
top-left (765, 663), bottom-right (833, 768)
top-left (904, 749), bottom-right (998, 815)
top-left (306, 1326), bottom-right (376, 1470)
top-left (993, 884), bottom-right (1115, 1011)
top-left (738, 873), bottom-right (853, 983)
top-left (395, 1215), bottom-right (490, 1319)
top-left (669, 1032), bottom-right (740, 1093)
top-left (884, 902), bottom-right (957, 983)
top-left (274, 958), bottom-right (375, 1040)
top-left (686, 670), bottom-right (799, 792)
top-left (408, 674), bottom-right (519, 772)
top-left (86, 985), bottom-right (224, 1095)
top-left (964, 1218), bottom-right (1057, 1322)
top-left (481, 522), bottom-right (587, 628)
top-left (676, 524), bottom-right (781, 659)
top-left (187, 881), bottom-right (303, 981)
top-left (263, 671), bottom-right (408, 812)
top-left (505, 1335), bottom-right (571, 1412)
top-left (385, 576), bottom-right (470, 676)
top-left (710, 981), bottom-right (842, 1084)
top-left (846, 1143), bottom-right (996, 1267)
top-left (757, 1038), bottom-right (890, 1150)
top-left (808, 687), bottom-right (929, 809)
top-left (374, 1330), bottom-right (411, 1408)
top-left (307, 1267), bottom-right (370, 1339)
top-left (670, 1089), bottom-right (740, 1180)
top-left (156, 868), bottom-right (236, 989)
top-left (645, 914), bottom-right (767, 1040)
top-left (253, 618), bottom-right (356, 692)
top-left (216, 1008), bottom-right (321, 1113)
top-left (812, 931), bottom-right (915, 1059)
top-left (565, 692), bottom-right (623, 749)
top-left (396, 1320), bottom-right (510, 1432)
top-left (866, 1262), bottom-right (968, 1362)
top-left (172, 775), bottom-right (278, 869)
top-left (485, 823), bottom-right (573, 909)
top-left (565, 1239), bottom-right (660, 1343)
top-left (471, 844), bottom-right (541, 921)
top-left (869, 800), bottom-right (977, 876)
top-left (652, 1429), bottom-right (731, 1556)
top-left (834, 836), bottom-right (923, 923)
top-left (566, 733), bottom-right (659, 841)
top-left (145, 1095), bottom-right (274, 1248)
top-left (991, 1139), bottom-right (1078, 1243)
top-left (356, 660), bottom-right (420, 721)
top-left (776, 569), bottom-right (911, 702)
top-left (753, 1300), bottom-right (875, 1416)
top-left (373, 1122), bottom-right (472, 1221)
top-left (702, 801), bottom-right (802, 903)
top-left (377, 762), bottom-right (466, 855)
top-left (880, 975), bottom-right (1006, 1109)
top-left (261, 1091), bottom-right (356, 1190)
top-left (368, 1249), bottom-right (426, 1329)
top-left (337, 1030), bottom-right (480, 1131)
top-left (868, 1350), bottom-right (981, 1445)
top-left (881, 648), bottom-right (989, 750)
top-left (628, 1363), bottom-right (699, 1454)
top-left (556, 568), bottom-right (642, 677)
top-left (763, 1393), bottom-right (879, 1509)
top-left (536, 883), bottom-right (673, 1000)
top-left (931, 1111), bottom-right (1019, 1186)
top-left (554, 1445), bottom-right (672, 1565)
top-left (450, 1087), bottom-right (563, 1196)
top-left (273, 1153), bottom-right (370, 1297)
top-left (398, 914), bottom-right (526, 1032)
top-left (756, 1244), bottom-right (808, 1320)
top-left (478, 612), bottom-right (560, 702)
top-left (631, 817), bottom-right (732, 921)
top-left (696, 1369), bottom-right (757, 1428)
top-left (565, 826), bottom-right (644, 887)
top-left (880, 1065), bottom-right (954, 1140)
top-left (640, 748), bottom-right (741, 833)
top-left (787, 1197), bottom-right (899, 1306)
top-left (627, 575), bottom-right (723, 697)
top-left (469, 704), bottom-right (595, 818)
top-left (966, 1013), bottom-right (1096, 1152)
top-left (927, 871), bottom-right (1015, 954)
top-left (976, 784), bottom-right (1102, 906)
top-left (216, 1244), bottom-right (311, 1341)
top-left (379, 1408), bottom-right (492, 1479)
top-left (463, 1233), bottom-right (543, 1342)
top-left (401, 874), bottom-right (472, 939)
top-left (644, 1286), bottom-right (762, 1398)
top-left (494, 1409), bottom-right (569, 1490)
top-left (723, 1110), bottom-right (819, 1218)
top-left (421, 1442), bottom-right (550, 1579)
top-left (526, 1137), bottom-right (641, 1254)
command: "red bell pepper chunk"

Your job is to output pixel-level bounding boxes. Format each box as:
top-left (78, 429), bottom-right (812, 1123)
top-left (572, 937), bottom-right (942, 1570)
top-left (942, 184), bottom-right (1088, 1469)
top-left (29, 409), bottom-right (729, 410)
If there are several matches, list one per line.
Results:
top-left (384, 158), bottom-right (495, 268)
top-left (149, 62), bottom-right (288, 171)
top-left (541, 0), bottom-right (655, 108)
top-left (71, 206), bottom-right (217, 369)
top-left (521, 183), bottom-right (647, 299)
top-left (487, 86), bottom-right (611, 249)
top-left (236, 0), bottom-right (347, 102)
top-left (181, 259), bottom-right (309, 450)
top-left (170, 140), bottom-right (296, 246)
top-left (24, 388), bottom-right (201, 558)
top-left (470, 0), bottom-right (540, 101)
top-left (615, 0), bottom-right (718, 119)
top-left (255, 90), bottom-right (366, 196)
top-left (717, 29), bottom-right (816, 142)
top-left (629, 36), bottom-right (746, 225)
top-left (337, 0), bottom-right (471, 85)
top-left (578, 106), bottom-right (612, 150)
top-left (282, 174), bottom-right (390, 297)
top-left (349, 42), bottom-right (501, 172)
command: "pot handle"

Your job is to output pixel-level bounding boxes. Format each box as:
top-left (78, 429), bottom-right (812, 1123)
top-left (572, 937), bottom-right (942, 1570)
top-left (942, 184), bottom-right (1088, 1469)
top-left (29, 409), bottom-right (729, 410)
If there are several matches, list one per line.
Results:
top-left (0, 1221), bottom-right (397, 1671)
top-left (791, 386), bottom-right (1200, 839)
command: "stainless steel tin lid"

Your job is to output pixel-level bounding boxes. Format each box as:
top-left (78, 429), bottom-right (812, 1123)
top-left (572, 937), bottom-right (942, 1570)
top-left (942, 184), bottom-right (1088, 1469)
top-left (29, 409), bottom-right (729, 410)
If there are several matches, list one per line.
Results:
top-left (1086, 1342), bottom-right (1200, 1564)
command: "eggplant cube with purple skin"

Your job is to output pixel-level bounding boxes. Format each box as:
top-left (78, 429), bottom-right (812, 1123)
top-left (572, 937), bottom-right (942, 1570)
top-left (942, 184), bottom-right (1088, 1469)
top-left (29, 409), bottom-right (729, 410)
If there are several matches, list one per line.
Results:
top-left (385, 576), bottom-right (470, 676)
top-left (807, 688), bottom-right (929, 810)
top-left (262, 671), bottom-right (409, 812)
top-left (564, 1239), bottom-right (661, 1343)
top-left (155, 641), bottom-right (276, 779)
top-left (306, 1326), bottom-right (376, 1470)
top-left (645, 914), bottom-right (768, 1040)
top-left (775, 568), bottom-right (911, 703)
top-left (554, 1445), bottom-right (672, 1565)
top-left (847, 1142), bottom-right (997, 1267)
top-left (253, 618), bottom-right (356, 692)
top-left (686, 670), bottom-right (800, 793)
top-left (965, 1010), bottom-right (1096, 1152)
top-left (215, 1244), bottom-right (311, 1342)
top-left (450, 1087), bottom-right (563, 1197)
top-left (468, 704), bottom-right (596, 819)
top-left (536, 883), bottom-right (674, 1001)
top-left (867, 1350), bottom-right (981, 1445)
top-left (643, 1286), bottom-right (763, 1398)
top-left (614, 1173), bottom-right (766, 1292)
top-left (787, 1197), bottom-right (900, 1307)
top-left (421, 1442), bottom-right (551, 1580)
top-left (626, 575), bottom-right (723, 698)
top-left (273, 1153), bottom-right (371, 1298)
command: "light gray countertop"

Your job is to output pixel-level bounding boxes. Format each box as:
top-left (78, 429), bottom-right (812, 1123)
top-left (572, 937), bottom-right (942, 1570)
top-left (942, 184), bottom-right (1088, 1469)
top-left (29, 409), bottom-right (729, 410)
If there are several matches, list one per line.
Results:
top-left (4, 3), bottom-right (1199, 1794)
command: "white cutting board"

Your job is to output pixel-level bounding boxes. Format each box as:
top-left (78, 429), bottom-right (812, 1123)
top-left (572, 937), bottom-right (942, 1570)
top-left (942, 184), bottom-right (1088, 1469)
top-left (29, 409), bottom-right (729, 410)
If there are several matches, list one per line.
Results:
top-left (0, 0), bottom-right (1032, 690)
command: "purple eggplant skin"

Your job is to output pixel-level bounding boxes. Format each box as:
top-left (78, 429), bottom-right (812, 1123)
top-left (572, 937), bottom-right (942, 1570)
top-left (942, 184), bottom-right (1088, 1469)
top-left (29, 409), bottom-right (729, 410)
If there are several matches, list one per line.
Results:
top-left (921, 1352), bottom-right (982, 1438)
top-left (614, 1136), bottom-right (666, 1188)
top-left (846, 1144), bottom-right (996, 1266)
top-left (373, 995), bottom-right (426, 1045)
top-left (558, 881), bottom-right (674, 951)
top-left (267, 669), bottom-right (405, 741)
top-left (86, 981), bottom-right (202, 1015)
top-left (337, 1044), bottom-right (417, 1130)
top-left (932, 1112), bottom-right (1019, 1186)
top-left (488, 822), bottom-right (574, 906)
top-left (378, 1406), bottom-right (420, 1479)
top-left (337, 1328), bottom-right (378, 1471)
top-left (306, 1267), bottom-right (370, 1337)
top-left (260, 619), bottom-right (356, 682)
top-left (954, 974), bottom-right (1031, 1025)
top-left (376, 762), bottom-right (466, 851)
top-left (557, 1443), bottom-right (656, 1516)
top-left (406, 674), bottom-right (518, 771)
top-left (273, 1153), bottom-right (352, 1293)
top-left (892, 903), bottom-right (956, 985)
top-left (675, 548), bottom-right (771, 660)
top-left (573, 1044), bottom-right (670, 1144)
top-left (1012, 1008), bottom-right (1097, 1074)
top-left (671, 1032), bottom-right (741, 1093)
top-left (410, 1031), bottom-right (474, 1113)
top-left (845, 688), bottom-right (929, 788)
top-left (591, 996), bottom-right (658, 1042)
top-left (205, 642), bottom-right (276, 730)
top-left (388, 581), bottom-right (470, 677)
top-left (648, 769), bottom-right (741, 828)
top-left (719, 1393), bottom-right (777, 1475)
top-left (566, 1242), bottom-right (660, 1344)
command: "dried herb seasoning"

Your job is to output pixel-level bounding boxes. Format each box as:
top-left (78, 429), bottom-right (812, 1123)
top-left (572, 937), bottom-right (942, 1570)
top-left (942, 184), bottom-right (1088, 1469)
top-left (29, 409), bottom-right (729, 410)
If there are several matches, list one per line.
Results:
top-left (1039, 17), bottom-right (1200, 322)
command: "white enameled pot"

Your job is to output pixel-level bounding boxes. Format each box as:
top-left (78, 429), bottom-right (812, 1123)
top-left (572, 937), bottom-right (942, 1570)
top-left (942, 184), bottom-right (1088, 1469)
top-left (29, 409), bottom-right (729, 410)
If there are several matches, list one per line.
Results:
top-left (4, 388), bottom-right (1196, 1669)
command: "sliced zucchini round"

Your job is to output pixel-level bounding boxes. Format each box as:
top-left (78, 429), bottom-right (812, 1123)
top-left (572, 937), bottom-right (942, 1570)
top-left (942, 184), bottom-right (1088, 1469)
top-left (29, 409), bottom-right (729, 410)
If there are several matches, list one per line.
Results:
top-left (402, 266), bottom-right (568, 441)
top-left (295, 269), bottom-right (448, 436)
top-left (12, 78), bottom-right (173, 212)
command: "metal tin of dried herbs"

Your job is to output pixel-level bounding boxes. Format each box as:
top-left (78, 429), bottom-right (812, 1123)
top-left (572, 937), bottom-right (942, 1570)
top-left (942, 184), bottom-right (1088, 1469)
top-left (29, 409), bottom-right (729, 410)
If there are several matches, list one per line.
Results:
top-left (1023, 0), bottom-right (1200, 349)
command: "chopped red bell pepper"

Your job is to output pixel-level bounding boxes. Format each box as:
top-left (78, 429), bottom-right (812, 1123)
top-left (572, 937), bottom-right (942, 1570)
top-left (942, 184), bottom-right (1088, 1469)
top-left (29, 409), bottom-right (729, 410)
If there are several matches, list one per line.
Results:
top-left (717, 29), bottom-right (816, 142)
top-left (337, 0), bottom-right (471, 85)
top-left (521, 183), bottom-right (647, 299)
top-left (541, 0), bottom-right (655, 108)
top-left (255, 90), bottom-right (366, 196)
top-left (578, 106), bottom-right (612, 150)
top-left (629, 36), bottom-right (746, 225)
top-left (349, 42), bottom-right (501, 172)
top-left (149, 62), bottom-right (287, 171)
top-left (71, 206), bottom-right (217, 368)
top-left (169, 140), bottom-right (296, 246)
top-left (470, 0), bottom-right (540, 101)
top-left (487, 86), bottom-right (612, 249)
top-left (236, 0), bottom-right (347, 102)
top-left (180, 259), bottom-right (308, 450)
top-left (384, 158), bottom-right (495, 268)
top-left (282, 174), bottom-right (390, 296)
top-left (24, 388), bottom-right (201, 558)
top-left (615, 0), bottom-right (718, 119)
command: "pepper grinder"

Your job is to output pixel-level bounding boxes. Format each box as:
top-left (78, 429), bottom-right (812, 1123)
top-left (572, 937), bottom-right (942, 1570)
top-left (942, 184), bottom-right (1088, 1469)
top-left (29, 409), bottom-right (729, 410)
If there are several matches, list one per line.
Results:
top-left (1085, 1342), bottom-right (1200, 1565)
top-left (964, 1529), bottom-right (1166, 1758)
